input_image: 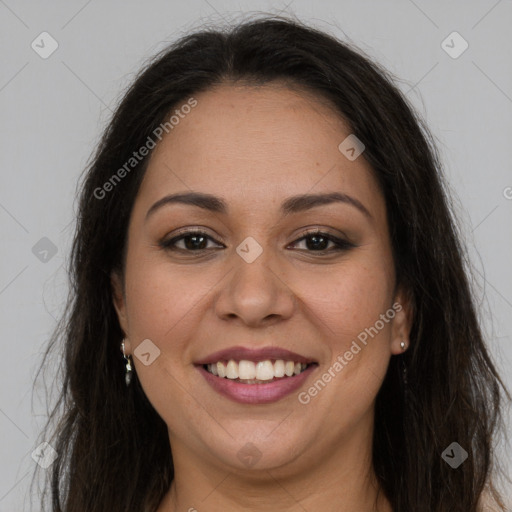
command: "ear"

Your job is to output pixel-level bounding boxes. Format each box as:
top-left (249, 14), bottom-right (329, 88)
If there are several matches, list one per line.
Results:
top-left (111, 270), bottom-right (131, 352)
top-left (390, 284), bottom-right (414, 355)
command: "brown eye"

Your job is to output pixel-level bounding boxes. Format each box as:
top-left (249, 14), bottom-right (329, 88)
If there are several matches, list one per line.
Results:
top-left (161, 230), bottom-right (223, 252)
top-left (289, 230), bottom-right (355, 253)
top-left (160, 229), bottom-right (354, 255)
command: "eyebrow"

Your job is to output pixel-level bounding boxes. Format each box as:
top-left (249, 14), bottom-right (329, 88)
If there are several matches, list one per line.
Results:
top-left (145, 191), bottom-right (372, 221)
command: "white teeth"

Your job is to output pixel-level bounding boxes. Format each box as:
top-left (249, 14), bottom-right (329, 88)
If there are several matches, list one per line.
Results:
top-left (216, 361), bottom-right (226, 378)
top-left (274, 359), bottom-right (285, 378)
top-left (226, 360), bottom-right (238, 379)
top-left (206, 359), bottom-right (310, 381)
top-left (238, 360), bottom-right (256, 379)
top-left (256, 361), bottom-right (274, 380)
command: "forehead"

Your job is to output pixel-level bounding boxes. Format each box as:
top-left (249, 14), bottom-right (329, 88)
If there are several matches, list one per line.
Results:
top-left (136, 82), bottom-right (384, 219)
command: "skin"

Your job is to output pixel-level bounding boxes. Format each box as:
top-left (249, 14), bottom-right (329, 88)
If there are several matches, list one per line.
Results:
top-left (112, 82), bottom-right (412, 512)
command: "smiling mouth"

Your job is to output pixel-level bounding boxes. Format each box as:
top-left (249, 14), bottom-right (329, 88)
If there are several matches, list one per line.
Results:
top-left (202, 359), bottom-right (318, 384)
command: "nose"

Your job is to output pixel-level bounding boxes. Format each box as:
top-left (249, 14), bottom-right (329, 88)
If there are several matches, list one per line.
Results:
top-left (214, 247), bottom-right (296, 328)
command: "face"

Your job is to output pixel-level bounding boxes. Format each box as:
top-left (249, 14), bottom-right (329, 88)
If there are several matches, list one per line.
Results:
top-left (112, 82), bottom-right (411, 477)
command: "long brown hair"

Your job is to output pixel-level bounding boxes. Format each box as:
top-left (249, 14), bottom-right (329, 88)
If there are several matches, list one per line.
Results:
top-left (33, 15), bottom-right (510, 512)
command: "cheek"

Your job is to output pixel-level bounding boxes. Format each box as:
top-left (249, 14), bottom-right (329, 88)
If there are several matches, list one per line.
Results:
top-left (124, 252), bottom-right (202, 338)
top-left (297, 260), bottom-right (394, 344)
top-left (122, 254), bottom-right (210, 411)
top-left (296, 266), bottom-right (394, 422)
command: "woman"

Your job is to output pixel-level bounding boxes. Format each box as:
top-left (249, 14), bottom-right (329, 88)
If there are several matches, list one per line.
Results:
top-left (34, 15), bottom-right (510, 512)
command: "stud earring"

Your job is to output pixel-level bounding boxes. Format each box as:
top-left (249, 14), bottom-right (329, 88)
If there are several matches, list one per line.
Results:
top-left (400, 340), bottom-right (407, 351)
top-left (121, 340), bottom-right (133, 387)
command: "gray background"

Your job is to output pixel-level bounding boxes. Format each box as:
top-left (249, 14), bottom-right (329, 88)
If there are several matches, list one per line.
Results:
top-left (0, 0), bottom-right (511, 510)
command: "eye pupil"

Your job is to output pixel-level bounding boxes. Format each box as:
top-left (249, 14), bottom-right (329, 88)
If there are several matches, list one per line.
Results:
top-left (184, 235), bottom-right (207, 250)
top-left (306, 234), bottom-right (329, 251)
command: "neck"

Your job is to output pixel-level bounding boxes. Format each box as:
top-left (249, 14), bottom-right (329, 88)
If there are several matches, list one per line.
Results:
top-left (157, 419), bottom-right (392, 512)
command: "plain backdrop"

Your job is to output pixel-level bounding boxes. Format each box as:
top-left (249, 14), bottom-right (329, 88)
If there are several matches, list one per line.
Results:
top-left (0, 1), bottom-right (511, 510)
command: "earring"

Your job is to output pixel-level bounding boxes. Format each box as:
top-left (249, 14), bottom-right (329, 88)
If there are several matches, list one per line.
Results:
top-left (121, 340), bottom-right (133, 387)
top-left (400, 340), bottom-right (409, 390)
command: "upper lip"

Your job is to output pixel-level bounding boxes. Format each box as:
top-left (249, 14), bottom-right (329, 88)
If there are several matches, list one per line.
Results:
top-left (194, 346), bottom-right (317, 365)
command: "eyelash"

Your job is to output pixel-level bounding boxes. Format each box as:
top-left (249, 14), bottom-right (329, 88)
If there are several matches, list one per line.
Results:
top-left (160, 228), bottom-right (355, 255)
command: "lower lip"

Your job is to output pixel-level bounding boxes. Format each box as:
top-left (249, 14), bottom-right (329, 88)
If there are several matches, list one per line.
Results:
top-left (197, 364), bottom-right (318, 404)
